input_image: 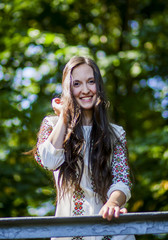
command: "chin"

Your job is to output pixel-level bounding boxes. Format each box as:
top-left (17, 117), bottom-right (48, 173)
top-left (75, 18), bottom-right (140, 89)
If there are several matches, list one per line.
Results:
top-left (81, 105), bottom-right (95, 110)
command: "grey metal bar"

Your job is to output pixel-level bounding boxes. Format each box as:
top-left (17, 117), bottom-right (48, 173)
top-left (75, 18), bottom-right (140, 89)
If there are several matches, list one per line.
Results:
top-left (0, 212), bottom-right (168, 239)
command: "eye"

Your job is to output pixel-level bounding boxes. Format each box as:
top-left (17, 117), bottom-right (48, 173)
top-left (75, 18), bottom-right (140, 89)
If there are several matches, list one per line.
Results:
top-left (73, 80), bottom-right (80, 87)
top-left (88, 79), bottom-right (95, 84)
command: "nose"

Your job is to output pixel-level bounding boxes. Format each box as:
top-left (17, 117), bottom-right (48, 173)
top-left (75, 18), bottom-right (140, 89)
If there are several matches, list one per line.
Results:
top-left (82, 83), bottom-right (90, 94)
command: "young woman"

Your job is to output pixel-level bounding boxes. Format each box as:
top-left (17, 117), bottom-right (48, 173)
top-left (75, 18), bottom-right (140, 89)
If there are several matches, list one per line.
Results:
top-left (34, 56), bottom-right (135, 240)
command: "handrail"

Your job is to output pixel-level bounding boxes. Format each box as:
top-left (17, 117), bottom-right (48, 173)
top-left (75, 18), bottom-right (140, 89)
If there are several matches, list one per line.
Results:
top-left (0, 211), bottom-right (168, 239)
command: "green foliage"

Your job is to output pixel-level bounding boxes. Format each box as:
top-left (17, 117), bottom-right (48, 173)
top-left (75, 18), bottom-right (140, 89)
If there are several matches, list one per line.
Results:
top-left (0, 0), bottom-right (168, 239)
top-left (129, 126), bottom-right (168, 211)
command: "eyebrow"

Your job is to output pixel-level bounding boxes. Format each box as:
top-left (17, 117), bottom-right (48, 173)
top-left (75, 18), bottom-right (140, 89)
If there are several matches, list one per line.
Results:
top-left (72, 77), bottom-right (95, 81)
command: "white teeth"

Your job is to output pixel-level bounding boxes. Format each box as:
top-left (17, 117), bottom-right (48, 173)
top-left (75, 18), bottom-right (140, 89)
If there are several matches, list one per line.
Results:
top-left (82, 97), bottom-right (92, 100)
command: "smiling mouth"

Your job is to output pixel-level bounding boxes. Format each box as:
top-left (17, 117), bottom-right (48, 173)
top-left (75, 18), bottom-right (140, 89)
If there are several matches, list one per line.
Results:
top-left (80, 96), bottom-right (93, 100)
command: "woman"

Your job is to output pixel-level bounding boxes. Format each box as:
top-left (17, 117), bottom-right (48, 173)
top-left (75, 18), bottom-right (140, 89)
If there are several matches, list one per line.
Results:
top-left (34, 56), bottom-right (135, 240)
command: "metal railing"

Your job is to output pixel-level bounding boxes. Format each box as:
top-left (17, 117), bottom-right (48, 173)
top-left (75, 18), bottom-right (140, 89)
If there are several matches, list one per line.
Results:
top-left (0, 211), bottom-right (168, 239)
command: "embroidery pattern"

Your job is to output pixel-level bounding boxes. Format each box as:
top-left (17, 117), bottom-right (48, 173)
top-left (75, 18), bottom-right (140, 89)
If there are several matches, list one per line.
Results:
top-left (73, 186), bottom-right (85, 216)
top-left (72, 186), bottom-right (85, 240)
top-left (72, 237), bottom-right (84, 240)
top-left (34, 118), bottom-right (52, 168)
top-left (35, 149), bottom-right (44, 168)
top-left (101, 236), bottom-right (112, 240)
top-left (37, 118), bottom-right (52, 145)
top-left (112, 132), bottom-right (132, 189)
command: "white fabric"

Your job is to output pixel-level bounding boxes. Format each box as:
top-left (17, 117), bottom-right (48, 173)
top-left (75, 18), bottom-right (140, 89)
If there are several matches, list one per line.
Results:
top-left (107, 181), bottom-right (131, 203)
top-left (38, 119), bottom-right (135, 240)
top-left (39, 139), bottom-right (65, 170)
top-left (51, 236), bottom-right (135, 240)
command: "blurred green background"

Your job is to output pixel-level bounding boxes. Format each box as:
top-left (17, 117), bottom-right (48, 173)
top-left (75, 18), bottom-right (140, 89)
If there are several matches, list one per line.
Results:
top-left (0, 0), bottom-right (168, 239)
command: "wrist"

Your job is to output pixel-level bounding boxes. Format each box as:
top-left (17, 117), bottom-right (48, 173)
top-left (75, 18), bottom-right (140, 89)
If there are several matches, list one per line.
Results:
top-left (108, 190), bottom-right (126, 207)
top-left (59, 111), bottom-right (69, 126)
top-left (107, 199), bottom-right (120, 207)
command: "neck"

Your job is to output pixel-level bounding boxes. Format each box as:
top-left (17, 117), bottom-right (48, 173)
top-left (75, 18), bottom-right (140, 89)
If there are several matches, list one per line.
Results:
top-left (82, 109), bottom-right (93, 126)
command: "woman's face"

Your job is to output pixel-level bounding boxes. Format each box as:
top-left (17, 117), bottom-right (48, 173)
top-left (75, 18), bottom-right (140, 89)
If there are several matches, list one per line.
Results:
top-left (71, 64), bottom-right (97, 111)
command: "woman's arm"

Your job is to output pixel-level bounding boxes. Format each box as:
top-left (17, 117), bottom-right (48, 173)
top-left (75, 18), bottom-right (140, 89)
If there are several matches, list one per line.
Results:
top-left (35, 98), bottom-right (68, 170)
top-left (34, 114), bottom-right (66, 170)
top-left (99, 130), bottom-right (132, 220)
top-left (48, 112), bottom-right (66, 149)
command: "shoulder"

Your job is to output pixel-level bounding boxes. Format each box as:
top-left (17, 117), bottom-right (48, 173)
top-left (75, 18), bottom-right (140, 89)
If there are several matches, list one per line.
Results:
top-left (41, 115), bottom-right (59, 128)
top-left (110, 123), bottom-right (125, 138)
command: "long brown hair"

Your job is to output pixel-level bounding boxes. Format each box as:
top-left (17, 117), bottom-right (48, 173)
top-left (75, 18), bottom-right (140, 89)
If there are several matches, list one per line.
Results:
top-left (58, 56), bottom-right (117, 203)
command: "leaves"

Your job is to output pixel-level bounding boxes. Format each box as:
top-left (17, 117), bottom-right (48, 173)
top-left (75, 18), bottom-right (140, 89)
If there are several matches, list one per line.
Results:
top-left (0, 0), bottom-right (168, 239)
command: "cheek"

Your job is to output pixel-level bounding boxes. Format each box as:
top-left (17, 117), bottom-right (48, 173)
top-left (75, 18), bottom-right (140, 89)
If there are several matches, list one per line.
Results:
top-left (72, 88), bottom-right (80, 98)
top-left (91, 85), bottom-right (97, 94)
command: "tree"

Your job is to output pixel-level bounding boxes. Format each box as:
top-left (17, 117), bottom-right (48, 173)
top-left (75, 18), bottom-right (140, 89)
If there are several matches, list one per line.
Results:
top-left (0, 0), bottom-right (167, 239)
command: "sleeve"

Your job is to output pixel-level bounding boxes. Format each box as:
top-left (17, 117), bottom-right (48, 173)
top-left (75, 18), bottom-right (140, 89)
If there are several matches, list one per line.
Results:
top-left (107, 130), bottom-right (132, 202)
top-left (34, 116), bottom-right (65, 171)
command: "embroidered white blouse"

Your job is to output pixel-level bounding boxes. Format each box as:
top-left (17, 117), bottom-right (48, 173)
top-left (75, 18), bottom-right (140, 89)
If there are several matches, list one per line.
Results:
top-left (35, 116), bottom-right (135, 240)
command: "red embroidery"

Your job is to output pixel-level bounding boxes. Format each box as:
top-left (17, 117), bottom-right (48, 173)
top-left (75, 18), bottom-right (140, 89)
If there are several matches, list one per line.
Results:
top-left (112, 132), bottom-right (132, 189)
top-left (34, 117), bottom-right (52, 168)
top-left (102, 236), bottom-right (112, 240)
top-left (73, 186), bottom-right (85, 216)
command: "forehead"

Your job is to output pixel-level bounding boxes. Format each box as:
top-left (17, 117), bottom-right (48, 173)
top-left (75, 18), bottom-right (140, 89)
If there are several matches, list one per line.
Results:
top-left (71, 64), bottom-right (94, 80)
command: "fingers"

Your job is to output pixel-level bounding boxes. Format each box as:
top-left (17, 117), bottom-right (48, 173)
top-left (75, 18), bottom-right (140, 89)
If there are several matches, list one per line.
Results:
top-left (108, 206), bottom-right (115, 220)
top-left (52, 98), bottom-right (62, 107)
top-left (100, 206), bottom-right (114, 221)
top-left (99, 206), bottom-right (127, 221)
top-left (120, 207), bottom-right (127, 214)
top-left (99, 206), bottom-right (118, 221)
top-left (114, 206), bottom-right (120, 218)
top-left (52, 98), bottom-right (63, 115)
top-left (54, 98), bottom-right (61, 104)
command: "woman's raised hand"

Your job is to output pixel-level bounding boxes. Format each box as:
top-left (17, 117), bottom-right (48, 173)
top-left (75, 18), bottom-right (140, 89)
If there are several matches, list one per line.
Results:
top-left (52, 98), bottom-right (63, 116)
